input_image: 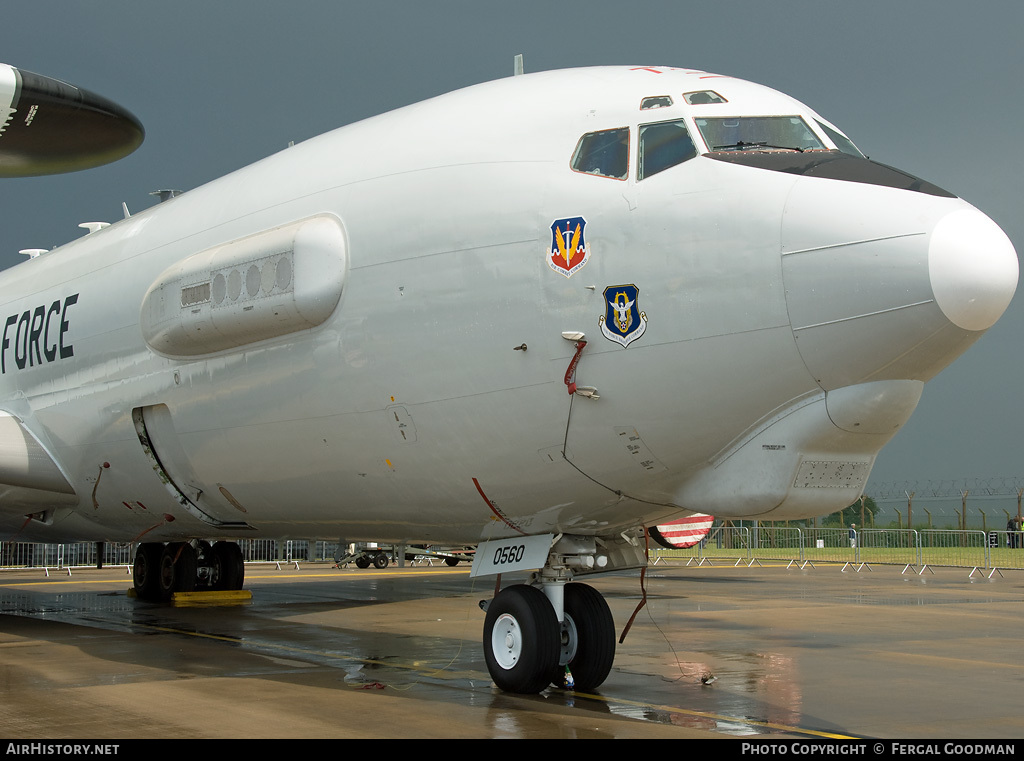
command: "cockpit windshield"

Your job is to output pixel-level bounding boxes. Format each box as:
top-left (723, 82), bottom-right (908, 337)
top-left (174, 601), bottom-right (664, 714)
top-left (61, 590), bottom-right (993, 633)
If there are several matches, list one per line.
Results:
top-left (638, 119), bottom-right (697, 180)
top-left (695, 116), bottom-right (824, 153)
top-left (571, 127), bottom-right (629, 180)
top-left (815, 119), bottom-right (865, 158)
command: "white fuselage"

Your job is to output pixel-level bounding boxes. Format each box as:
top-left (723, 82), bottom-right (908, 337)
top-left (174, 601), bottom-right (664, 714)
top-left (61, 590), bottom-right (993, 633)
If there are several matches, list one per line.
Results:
top-left (0, 66), bottom-right (1015, 545)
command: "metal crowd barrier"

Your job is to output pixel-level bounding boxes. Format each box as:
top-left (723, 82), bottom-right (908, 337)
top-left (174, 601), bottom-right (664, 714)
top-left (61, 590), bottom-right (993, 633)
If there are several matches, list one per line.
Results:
top-left (648, 527), bottom-right (1024, 571)
top-left (0, 541), bottom-right (135, 570)
top-left (648, 526), bottom-right (751, 565)
top-left (5, 530), bottom-right (1024, 573)
top-left (0, 539), bottom-right (343, 571)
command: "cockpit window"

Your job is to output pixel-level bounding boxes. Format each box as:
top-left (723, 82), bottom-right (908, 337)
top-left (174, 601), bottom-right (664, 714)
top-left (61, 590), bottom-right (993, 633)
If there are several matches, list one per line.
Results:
top-left (695, 116), bottom-right (825, 152)
top-left (638, 119), bottom-right (697, 180)
top-left (571, 127), bottom-right (629, 180)
top-left (640, 95), bottom-right (673, 110)
top-left (684, 90), bottom-right (726, 105)
top-left (815, 119), bottom-right (865, 158)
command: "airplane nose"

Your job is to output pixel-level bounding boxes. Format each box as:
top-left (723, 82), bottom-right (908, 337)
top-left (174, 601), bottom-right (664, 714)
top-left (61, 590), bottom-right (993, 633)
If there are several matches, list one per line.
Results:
top-left (928, 207), bottom-right (1018, 331)
top-left (781, 178), bottom-right (1017, 390)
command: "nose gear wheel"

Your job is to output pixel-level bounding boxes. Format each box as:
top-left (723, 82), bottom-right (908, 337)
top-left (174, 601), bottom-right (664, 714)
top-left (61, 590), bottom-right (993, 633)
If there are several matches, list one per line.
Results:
top-left (483, 585), bottom-right (559, 693)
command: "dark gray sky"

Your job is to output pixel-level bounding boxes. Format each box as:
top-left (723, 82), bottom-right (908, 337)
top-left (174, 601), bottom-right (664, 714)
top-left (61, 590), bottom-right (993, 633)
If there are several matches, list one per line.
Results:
top-left (1, 0), bottom-right (1021, 488)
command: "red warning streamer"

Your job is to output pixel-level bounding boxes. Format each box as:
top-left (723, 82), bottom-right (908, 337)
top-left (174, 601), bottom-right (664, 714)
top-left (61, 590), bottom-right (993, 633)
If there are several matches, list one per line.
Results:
top-left (472, 478), bottom-right (528, 535)
top-left (564, 340), bottom-right (587, 395)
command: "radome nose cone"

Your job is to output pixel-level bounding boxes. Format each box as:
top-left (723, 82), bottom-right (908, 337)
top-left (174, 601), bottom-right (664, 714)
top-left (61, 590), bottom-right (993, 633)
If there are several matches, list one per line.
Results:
top-left (929, 208), bottom-right (1018, 331)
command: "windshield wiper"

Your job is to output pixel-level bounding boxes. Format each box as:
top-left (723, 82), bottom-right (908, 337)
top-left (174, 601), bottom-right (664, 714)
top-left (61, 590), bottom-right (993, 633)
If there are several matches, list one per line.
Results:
top-left (712, 141), bottom-right (805, 152)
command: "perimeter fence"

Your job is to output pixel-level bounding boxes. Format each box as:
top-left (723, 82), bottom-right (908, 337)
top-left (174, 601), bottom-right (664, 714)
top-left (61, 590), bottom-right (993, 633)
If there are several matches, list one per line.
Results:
top-left (649, 527), bottom-right (1024, 570)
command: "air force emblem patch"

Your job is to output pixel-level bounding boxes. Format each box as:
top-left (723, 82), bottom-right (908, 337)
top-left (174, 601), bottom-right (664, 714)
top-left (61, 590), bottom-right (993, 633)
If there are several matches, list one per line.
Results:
top-left (549, 216), bottom-right (590, 277)
top-left (599, 284), bottom-right (648, 347)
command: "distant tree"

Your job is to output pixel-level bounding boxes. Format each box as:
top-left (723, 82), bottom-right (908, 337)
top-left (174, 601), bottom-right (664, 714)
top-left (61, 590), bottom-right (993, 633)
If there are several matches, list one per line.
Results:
top-left (822, 496), bottom-right (878, 528)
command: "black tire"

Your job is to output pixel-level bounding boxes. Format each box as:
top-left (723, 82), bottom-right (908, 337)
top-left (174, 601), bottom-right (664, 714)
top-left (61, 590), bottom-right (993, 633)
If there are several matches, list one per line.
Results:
top-left (355, 556), bottom-right (371, 569)
top-left (212, 541), bottom-right (244, 591)
top-left (132, 543), bottom-right (163, 601)
top-left (373, 553), bottom-right (389, 569)
top-left (169, 542), bottom-right (197, 593)
top-left (483, 585), bottom-right (559, 694)
top-left (444, 557), bottom-right (459, 567)
top-left (558, 583), bottom-right (616, 691)
top-left (156, 543), bottom-right (178, 601)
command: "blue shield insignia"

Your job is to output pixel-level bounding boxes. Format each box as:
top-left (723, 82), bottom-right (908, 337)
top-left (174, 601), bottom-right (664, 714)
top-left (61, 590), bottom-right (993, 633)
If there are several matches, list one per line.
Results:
top-left (599, 284), bottom-right (648, 347)
top-left (548, 216), bottom-right (591, 278)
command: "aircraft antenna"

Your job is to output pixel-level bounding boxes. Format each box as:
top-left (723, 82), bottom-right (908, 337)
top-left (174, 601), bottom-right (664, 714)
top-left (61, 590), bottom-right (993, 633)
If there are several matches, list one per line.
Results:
top-left (513, 54), bottom-right (524, 76)
top-left (122, 202), bottom-right (131, 219)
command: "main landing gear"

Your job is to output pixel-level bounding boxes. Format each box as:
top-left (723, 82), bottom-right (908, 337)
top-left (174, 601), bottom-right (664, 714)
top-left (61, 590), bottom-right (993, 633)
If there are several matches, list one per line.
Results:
top-left (482, 535), bottom-right (620, 694)
top-left (132, 540), bottom-right (244, 602)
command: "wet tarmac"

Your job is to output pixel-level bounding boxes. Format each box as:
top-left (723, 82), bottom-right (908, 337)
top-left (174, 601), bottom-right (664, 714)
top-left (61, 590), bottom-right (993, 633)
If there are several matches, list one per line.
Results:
top-left (1, 560), bottom-right (1022, 739)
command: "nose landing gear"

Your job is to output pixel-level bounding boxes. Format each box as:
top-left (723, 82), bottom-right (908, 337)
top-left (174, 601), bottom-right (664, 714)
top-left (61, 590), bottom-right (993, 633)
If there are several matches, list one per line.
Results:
top-left (476, 530), bottom-right (645, 694)
top-left (482, 578), bottom-right (616, 694)
top-left (478, 531), bottom-right (646, 693)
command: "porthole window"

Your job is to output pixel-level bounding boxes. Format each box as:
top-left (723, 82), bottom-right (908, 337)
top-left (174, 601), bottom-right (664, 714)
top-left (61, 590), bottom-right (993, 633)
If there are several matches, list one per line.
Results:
top-left (640, 95), bottom-right (673, 110)
top-left (684, 90), bottom-right (726, 105)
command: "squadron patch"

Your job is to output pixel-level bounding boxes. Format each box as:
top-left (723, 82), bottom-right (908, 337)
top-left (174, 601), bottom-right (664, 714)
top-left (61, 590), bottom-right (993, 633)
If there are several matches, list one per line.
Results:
top-left (548, 216), bottom-right (590, 278)
top-left (599, 284), bottom-right (648, 347)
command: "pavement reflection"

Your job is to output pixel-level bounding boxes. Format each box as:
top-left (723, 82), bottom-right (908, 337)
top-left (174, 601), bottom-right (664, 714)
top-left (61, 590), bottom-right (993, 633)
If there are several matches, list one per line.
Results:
top-left (1, 562), bottom-right (1021, 738)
